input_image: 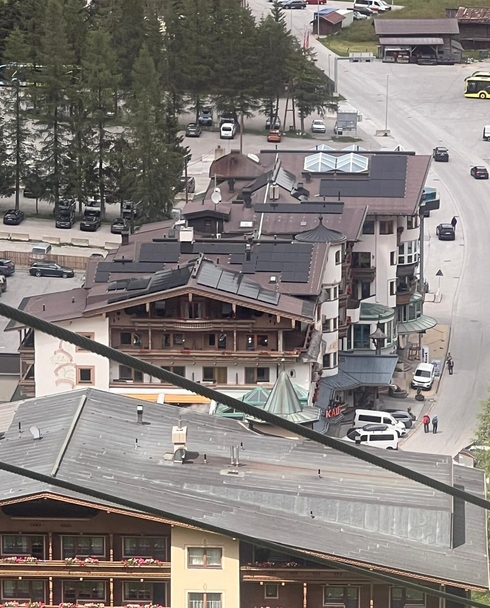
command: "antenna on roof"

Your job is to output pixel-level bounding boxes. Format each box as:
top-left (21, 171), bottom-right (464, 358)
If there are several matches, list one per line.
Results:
top-left (29, 426), bottom-right (42, 440)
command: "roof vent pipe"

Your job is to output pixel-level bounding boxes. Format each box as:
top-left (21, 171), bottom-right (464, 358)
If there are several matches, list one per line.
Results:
top-left (137, 405), bottom-right (143, 424)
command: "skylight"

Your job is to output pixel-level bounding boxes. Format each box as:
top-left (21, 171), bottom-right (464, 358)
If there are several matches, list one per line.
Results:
top-left (303, 152), bottom-right (369, 174)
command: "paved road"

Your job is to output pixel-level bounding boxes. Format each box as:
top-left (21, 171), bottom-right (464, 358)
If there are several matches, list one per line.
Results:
top-left (248, 1), bottom-right (490, 455)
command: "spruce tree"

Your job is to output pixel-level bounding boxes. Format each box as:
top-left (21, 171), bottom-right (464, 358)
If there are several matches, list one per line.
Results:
top-left (34, 0), bottom-right (73, 213)
top-left (2, 26), bottom-right (33, 209)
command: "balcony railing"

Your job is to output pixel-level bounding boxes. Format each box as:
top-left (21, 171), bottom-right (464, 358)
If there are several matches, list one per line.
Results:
top-left (0, 559), bottom-right (170, 579)
top-left (351, 266), bottom-right (376, 281)
top-left (241, 565), bottom-right (369, 583)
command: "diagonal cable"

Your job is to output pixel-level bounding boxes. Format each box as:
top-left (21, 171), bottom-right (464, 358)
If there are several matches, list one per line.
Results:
top-left (0, 300), bottom-right (489, 514)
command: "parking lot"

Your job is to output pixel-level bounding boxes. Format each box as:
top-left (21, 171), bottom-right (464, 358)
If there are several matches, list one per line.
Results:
top-left (0, 269), bottom-right (83, 352)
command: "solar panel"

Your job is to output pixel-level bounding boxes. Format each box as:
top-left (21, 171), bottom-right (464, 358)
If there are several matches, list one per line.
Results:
top-left (197, 264), bottom-right (222, 288)
top-left (258, 289), bottom-right (280, 305)
top-left (108, 280), bottom-right (129, 291)
top-left (217, 270), bottom-right (241, 294)
top-left (139, 242), bottom-right (180, 263)
top-left (237, 280), bottom-right (260, 299)
top-left (281, 272), bottom-right (309, 283)
top-left (127, 278), bottom-right (151, 291)
top-left (95, 271), bottom-right (110, 283)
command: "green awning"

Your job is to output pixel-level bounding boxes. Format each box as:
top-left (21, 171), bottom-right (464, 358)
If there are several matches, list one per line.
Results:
top-left (397, 315), bottom-right (437, 335)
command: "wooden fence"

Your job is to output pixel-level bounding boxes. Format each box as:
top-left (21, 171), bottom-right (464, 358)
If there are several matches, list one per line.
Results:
top-left (1, 251), bottom-right (90, 271)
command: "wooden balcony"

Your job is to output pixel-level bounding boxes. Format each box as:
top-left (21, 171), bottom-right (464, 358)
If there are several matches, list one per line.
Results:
top-left (0, 560), bottom-right (171, 579)
top-left (351, 266), bottom-right (376, 282)
top-left (112, 318), bottom-right (258, 331)
top-left (396, 291), bottom-right (413, 306)
top-left (113, 348), bottom-right (301, 360)
top-left (241, 566), bottom-right (370, 583)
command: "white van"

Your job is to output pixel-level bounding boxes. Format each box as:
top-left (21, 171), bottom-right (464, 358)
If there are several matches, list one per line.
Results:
top-left (343, 424), bottom-right (399, 449)
top-left (31, 243), bottom-right (52, 255)
top-left (220, 122), bottom-right (237, 140)
top-left (483, 125), bottom-right (490, 141)
top-left (353, 409), bottom-right (407, 437)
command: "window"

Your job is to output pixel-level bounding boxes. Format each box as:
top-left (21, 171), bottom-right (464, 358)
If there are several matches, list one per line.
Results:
top-left (391, 588), bottom-right (425, 608)
top-left (185, 302), bottom-right (203, 319)
top-left (62, 581), bottom-right (105, 603)
top-left (76, 332), bottom-right (94, 352)
top-left (398, 240), bottom-right (419, 265)
top-left (335, 250), bottom-right (341, 265)
top-left (353, 325), bottom-right (371, 349)
top-left (389, 281), bottom-right (396, 296)
top-left (245, 367), bottom-right (270, 383)
top-left (379, 220), bottom-right (394, 234)
top-left (123, 537), bottom-right (167, 560)
top-left (390, 251), bottom-right (396, 266)
top-left (360, 281), bottom-right (371, 300)
top-left (246, 335), bottom-right (254, 351)
top-left (121, 332), bottom-right (132, 345)
top-left (188, 592), bottom-right (222, 608)
top-left (2, 580), bottom-right (45, 601)
top-left (323, 587), bottom-right (358, 608)
top-left (160, 366), bottom-right (185, 382)
top-left (257, 335), bottom-right (268, 348)
top-left (124, 582), bottom-right (152, 601)
top-left (407, 215), bottom-right (419, 230)
top-left (173, 334), bottom-right (185, 346)
top-left (62, 536), bottom-right (105, 558)
top-left (187, 547), bottom-right (222, 568)
top-left (265, 584), bottom-right (279, 599)
top-left (323, 318), bottom-right (338, 333)
top-left (221, 302), bottom-right (233, 318)
top-left (77, 366), bottom-right (94, 385)
top-left (207, 334), bottom-right (227, 349)
top-left (362, 220), bottom-right (374, 234)
top-left (351, 252), bottom-right (371, 268)
top-left (162, 334), bottom-right (171, 348)
top-left (322, 353), bottom-right (338, 369)
top-left (202, 367), bottom-right (227, 383)
top-left (333, 286), bottom-right (339, 299)
top-left (2, 535), bottom-right (44, 558)
top-left (119, 365), bottom-right (143, 382)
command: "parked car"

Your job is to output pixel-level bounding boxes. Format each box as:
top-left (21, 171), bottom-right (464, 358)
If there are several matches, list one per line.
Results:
top-left (353, 0), bottom-right (384, 13)
top-left (280, 0), bottom-right (307, 7)
top-left (265, 116), bottom-right (281, 130)
top-left (432, 147), bottom-right (449, 162)
top-left (353, 4), bottom-right (376, 15)
top-left (111, 217), bottom-right (129, 234)
top-left (353, 409), bottom-right (407, 437)
top-left (180, 176), bottom-right (196, 193)
top-left (31, 243), bottom-right (51, 255)
top-left (380, 410), bottom-right (413, 429)
top-left (483, 125), bottom-right (490, 141)
top-left (220, 122), bottom-right (237, 139)
top-left (411, 362), bottom-right (436, 390)
top-left (29, 262), bottom-right (75, 278)
top-left (307, 0), bottom-right (326, 3)
top-left (122, 201), bottom-right (143, 219)
top-left (198, 107), bottom-right (213, 126)
top-left (352, 10), bottom-right (368, 19)
top-left (267, 129), bottom-right (282, 143)
top-left (436, 223), bottom-right (455, 240)
top-left (3, 209), bottom-right (24, 225)
top-left (0, 259), bottom-right (15, 276)
top-left (80, 215), bottom-right (101, 232)
top-left (343, 424), bottom-right (399, 450)
top-left (185, 122), bottom-right (202, 138)
top-left (470, 165), bottom-right (489, 179)
top-left (311, 119), bottom-right (326, 133)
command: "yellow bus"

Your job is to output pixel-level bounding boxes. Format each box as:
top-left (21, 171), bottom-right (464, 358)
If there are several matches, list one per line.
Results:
top-left (464, 71), bottom-right (490, 98)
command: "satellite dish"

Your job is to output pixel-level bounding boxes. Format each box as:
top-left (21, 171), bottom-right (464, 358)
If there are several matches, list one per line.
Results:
top-left (211, 188), bottom-right (222, 204)
top-left (29, 426), bottom-right (42, 440)
top-left (248, 153), bottom-right (260, 163)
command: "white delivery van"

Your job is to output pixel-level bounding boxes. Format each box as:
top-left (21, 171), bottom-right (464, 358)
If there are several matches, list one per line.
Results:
top-left (343, 424), bottom-right (399, 449)
top-left (353, 409), bottom-right (407, 437)
top-left (220, 122), bottom-right (237, 140)
top-left (483, 125), bottom-right (490, 141)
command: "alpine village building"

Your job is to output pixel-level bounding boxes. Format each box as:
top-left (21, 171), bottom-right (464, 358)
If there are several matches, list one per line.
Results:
top-left (0, 389), bottom-right (486, 608)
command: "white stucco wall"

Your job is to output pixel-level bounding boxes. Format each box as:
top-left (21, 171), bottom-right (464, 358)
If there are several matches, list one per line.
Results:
top-left (322, 245), bottom-right (342, 286)
top-left (34, 315), bottom-right (109, 397)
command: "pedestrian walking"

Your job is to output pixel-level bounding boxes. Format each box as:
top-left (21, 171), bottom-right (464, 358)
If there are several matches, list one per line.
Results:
top-left (423, 414), bottom-right (430, 433)
top-left (432, 415), bottom-right (438, 434)
top-left (451, 216), bottom-right (457, 230)
top-left (446, 354), bottom-right (454, 375)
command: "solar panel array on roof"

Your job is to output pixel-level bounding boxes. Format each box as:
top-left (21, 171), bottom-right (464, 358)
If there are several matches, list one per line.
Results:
top-left (258, 203), bottom-right (344, 215)
top-left (147, 266), bottom-right (192, 294)
top-left (127, 277), bottom-right (151, 291)
top-left (193, 242), bottom-right (245, 255)
top-left (319, 155), bottom-right (407, 199)
top-left (196, 263), bottom-right (280, 305)
top-left (108, 280), bottom-right (129, 291)
top-left (97, 261), bottom-right (164, 275)
top-left (274, 167), bottom-right (296, 191)
top-left (139, 242), bottom-right (180, 263)
top-left (228, 243), bottom-right (313, 284)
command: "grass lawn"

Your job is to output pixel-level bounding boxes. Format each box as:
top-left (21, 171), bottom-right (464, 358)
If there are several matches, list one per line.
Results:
top-left (321, 38), bottom-right (378, 57)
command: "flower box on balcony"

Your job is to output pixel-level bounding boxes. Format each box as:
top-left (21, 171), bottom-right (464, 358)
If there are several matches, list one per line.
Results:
top-left (121, 558), bottom-right (166, 567)
top-left (64, 557), bottom-right (100, 567)
top-left (0, 556), bottom-right (40, 564)
top-left (1, 603), bottom-right (45, 608)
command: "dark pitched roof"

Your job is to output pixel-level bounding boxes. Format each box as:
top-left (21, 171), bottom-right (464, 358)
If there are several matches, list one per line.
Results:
top-left (295, 216), bottom-right (346, 244)
top-left (0, 388), bottom-right (486, 589)
top-left (209, 150), bottom-right (269, 179)
top-left (321, 11), bottom-right (344, 24)
top-left (374, 18), bottom-right (459, 36)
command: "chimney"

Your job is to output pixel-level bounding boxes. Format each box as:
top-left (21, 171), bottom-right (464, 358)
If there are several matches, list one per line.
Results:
top-left (269, 183), bottom-right (279, 201)
top-left (121, 229), bottom-right (130, 245)
top-left (302, 171), bottom-right (311, 183)
top-left (245, 243), bottom-right (252, 262)
top-left (137, 405), bottom-right (143, 424)
top-left (172, 422), bottom-right (188, 464)
top-left (242, 187), bottom-right (252, 208)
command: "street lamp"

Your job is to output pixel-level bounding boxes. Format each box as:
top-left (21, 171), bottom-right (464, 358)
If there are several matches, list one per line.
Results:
top-left (370, 324), bottom-right (387, 356)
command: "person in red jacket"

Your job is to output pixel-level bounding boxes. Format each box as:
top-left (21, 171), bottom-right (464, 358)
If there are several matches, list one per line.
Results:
top-left (423, 414), bottom-right (430, 433)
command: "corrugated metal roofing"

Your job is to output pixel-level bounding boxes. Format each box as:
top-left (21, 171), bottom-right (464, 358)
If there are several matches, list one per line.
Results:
top-left (455, 7), bottom-right (490, 23)
top-left (375, 18), bottom-right (459, 35)
top-left (397, 314), bottom-right (438, 335)
top-left (0, 389), bottom-right (486, 588)
top-left (379, 36), bottom-right (445, 45)
top-left (360, 302), bottom-right (394, 321)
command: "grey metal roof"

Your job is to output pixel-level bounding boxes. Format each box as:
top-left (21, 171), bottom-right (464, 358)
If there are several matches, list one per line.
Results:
top-left (379, 36), bottom-right (445, 45)
top-left (397, 314), bottom-right (438, 335)
top-left (0, 389), bottom-right (486, 588)
top-left (374, 18), bottom-right (459, 36)
top-left (259, 371), bottom-right (320, 425)
top-left (295, 216), bottom-right (346, 244)
top-left (360, 302), bottom-right (395, 321)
